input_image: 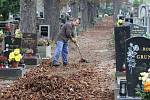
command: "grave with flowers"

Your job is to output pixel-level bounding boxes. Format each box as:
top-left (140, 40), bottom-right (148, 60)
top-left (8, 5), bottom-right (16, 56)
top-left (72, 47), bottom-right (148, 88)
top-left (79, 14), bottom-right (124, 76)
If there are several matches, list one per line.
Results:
top-left (125, 37), bottom-right (150, 97)
top-left (0, 49), bottom-right (26, 79)
top-left (115, 37), bottom-right (150, 100)
top-left (22, 33), bottom-right (40, 66)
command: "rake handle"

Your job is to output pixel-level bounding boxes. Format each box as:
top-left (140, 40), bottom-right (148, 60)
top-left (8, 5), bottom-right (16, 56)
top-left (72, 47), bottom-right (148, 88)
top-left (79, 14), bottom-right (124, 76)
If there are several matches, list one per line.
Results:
top-left (75, 43), bottom-right (83, 59)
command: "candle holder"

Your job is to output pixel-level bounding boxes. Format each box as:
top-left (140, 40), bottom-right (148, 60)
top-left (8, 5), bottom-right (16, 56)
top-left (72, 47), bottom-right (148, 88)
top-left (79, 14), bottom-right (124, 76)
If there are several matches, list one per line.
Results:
top-left (119, 79), bottom-right (127, 97)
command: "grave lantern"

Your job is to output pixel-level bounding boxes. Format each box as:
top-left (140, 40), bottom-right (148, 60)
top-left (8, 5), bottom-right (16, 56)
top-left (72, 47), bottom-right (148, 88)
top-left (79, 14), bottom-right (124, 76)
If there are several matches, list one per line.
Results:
top-left (119, 79), bottom-right (127, 97)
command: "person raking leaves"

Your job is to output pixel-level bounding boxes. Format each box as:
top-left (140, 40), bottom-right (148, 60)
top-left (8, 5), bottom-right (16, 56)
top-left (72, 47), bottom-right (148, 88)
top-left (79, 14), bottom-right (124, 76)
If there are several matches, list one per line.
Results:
top-left (52, 18), bottom-right (80, 66)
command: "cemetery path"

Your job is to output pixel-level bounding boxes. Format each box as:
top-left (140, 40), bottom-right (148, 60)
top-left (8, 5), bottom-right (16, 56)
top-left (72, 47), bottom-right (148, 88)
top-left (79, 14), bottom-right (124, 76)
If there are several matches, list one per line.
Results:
top-left (0, 16), bottom-right (116, 100)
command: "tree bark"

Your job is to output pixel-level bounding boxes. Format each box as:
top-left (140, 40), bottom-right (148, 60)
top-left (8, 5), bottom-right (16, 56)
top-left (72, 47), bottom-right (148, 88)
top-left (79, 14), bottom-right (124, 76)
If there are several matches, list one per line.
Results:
top-left (113, 0), bottom-right (120, 21)
top-left (20, 0), bottom-right (37, 33)
top-left (44, 0), bottom-right (60, 41)
top-left (80, 0), bottom-right (88, 31)
top-left (70, 1), bottom-right (79, 18)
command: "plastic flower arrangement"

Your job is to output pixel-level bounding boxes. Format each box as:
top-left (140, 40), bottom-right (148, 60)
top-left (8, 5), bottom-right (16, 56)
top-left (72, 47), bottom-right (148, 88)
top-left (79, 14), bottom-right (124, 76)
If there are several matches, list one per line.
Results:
top-left (37, 38), bottom-right (52, 46)
top-left (136, 69), bottom-right (150, 99)
top-left (8, 49), bottom-right (22, 62)
top-left (15, 28), bottom-right (22, 38)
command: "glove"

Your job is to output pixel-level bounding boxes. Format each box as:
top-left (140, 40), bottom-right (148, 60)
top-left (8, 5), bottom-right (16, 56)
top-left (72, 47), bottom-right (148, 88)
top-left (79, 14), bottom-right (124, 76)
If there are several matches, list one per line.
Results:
top-left (71, 37), bottom-right (77, 43)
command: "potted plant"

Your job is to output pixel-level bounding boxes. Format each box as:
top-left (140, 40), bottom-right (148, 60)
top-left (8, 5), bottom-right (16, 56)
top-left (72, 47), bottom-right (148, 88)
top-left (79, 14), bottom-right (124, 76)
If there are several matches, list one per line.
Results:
top-left (37, 38), bottom-right (52, 58)
top-left (8, 48), bottom-right (22, 68)
top-left (25, 48), bottom-right (34, 57)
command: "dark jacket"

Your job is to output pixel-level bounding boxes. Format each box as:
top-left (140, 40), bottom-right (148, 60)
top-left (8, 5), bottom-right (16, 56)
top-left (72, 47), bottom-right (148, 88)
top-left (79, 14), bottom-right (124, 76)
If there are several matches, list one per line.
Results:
top-left (57, 22), bottom-right (75, 42)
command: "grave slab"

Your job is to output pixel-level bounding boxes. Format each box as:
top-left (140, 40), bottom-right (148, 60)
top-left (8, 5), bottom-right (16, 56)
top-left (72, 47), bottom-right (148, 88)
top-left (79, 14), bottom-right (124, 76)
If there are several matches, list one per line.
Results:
top-left (0, 65), bottom-right (26, 80)
top-left (23, 56), bottom-right (40, 65)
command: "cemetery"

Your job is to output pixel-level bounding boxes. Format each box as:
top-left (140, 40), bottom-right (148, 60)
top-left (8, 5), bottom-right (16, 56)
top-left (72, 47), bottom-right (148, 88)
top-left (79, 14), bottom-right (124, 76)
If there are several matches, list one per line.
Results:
top-left (0, 0), bottom-right (150, 100)
top-left (114, 0), bottom-right (150, 99)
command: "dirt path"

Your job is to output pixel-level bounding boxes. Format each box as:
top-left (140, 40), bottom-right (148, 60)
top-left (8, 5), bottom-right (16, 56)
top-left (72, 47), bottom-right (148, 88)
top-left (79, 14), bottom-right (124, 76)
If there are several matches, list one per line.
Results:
top-left (0, 16), bottom-right (116, 100)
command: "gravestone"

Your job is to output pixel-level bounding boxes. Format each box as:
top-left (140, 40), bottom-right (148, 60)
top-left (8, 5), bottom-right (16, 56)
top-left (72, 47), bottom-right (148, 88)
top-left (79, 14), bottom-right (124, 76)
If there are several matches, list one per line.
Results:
top-left (39, 25), bottom-right (50, 39)
top-left (4, 36), bottom-right (21, 57)
top-left (22, 33), bottom-right (38, 65)
top-left (22, 33), bottom-right (37, 55)
top-left (125, 37), bottom-right (150, 97)
top-left (131, 24), bottom-right (147, 37)
top-left (114, 26), bottom-right (130, 71)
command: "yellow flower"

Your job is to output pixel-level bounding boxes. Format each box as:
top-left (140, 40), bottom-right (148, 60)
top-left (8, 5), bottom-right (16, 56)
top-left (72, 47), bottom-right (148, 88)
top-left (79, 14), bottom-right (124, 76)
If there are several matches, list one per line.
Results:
top-left (8, 49), bottom-right (22, 62)
top-left (14, 54), bottom-right (22, 62)
top-left (15, 29), bottom-right (22, 38)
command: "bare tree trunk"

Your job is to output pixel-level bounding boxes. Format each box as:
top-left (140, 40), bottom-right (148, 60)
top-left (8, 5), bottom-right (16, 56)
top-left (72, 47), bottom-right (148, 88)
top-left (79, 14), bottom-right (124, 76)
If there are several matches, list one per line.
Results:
top-left (70, 1), bottom-right (79, 18)
top-left (44, 0), bottom-right (60, 41)
top-left (80, 0), bottom-right (88, 31)
top-left (87, 2), bottom-right (94, 27)
top-left (20, 0), bottom-right (37, 33)
top-left (113, 0), bottom-right (120, 21)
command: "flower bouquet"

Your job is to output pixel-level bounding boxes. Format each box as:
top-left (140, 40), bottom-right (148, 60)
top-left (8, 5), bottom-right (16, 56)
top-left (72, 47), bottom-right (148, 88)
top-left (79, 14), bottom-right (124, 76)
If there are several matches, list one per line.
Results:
top-left (37, 38), bottom-right (52, 46)
top-left (136, 70), bottom-right (150, 100)
top-left (14, 28), bottom-right (22, 38)
top-left (8, 49), bottom-right (22, 68)
top-left (25, 48), bottom-right (34, 57)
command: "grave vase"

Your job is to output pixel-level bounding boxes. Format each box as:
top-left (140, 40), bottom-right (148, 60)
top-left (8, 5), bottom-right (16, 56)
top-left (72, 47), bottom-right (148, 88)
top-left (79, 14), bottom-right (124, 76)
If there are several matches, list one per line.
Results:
top-left (11, 61), bottom-right (19, 68)
top-left (37, 45), bottom-right (51, 58)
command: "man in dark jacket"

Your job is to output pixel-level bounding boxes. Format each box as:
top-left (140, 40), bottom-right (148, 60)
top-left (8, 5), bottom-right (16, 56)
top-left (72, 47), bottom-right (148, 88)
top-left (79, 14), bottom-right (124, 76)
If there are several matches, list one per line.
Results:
top-left (52, 18), bottom-right (80, 66)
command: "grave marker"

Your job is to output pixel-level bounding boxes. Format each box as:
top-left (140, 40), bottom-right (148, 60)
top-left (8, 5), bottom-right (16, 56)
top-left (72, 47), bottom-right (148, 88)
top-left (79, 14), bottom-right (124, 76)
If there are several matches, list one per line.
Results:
top-left (22, 33), bottom-right (39, 65)
top-left (4, 36), bottom-right (21, 57)
top-left (22, 33), bottom-right (37, 55)
top-left (131, 24), bottom-right (147, 37)
top-left (114, 26), bottom-right (130, 71)
top-left (125, 37), bottom-right (150, 97)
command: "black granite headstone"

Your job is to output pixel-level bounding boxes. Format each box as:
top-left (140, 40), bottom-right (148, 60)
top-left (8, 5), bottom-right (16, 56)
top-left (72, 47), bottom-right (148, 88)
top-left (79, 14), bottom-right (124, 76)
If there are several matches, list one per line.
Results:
top-left (22, 33), bottom-right (37, 55)
top-left (114, 26), bottom-right (130, 71)
top-left (40, 26), bottom-right (48, 37)
top-left (22, 33), bottom-right (38, 65)
top-left (4, 36), bottom-right (21, 50)
top-left (131, 24), bottom-right (147, 37)
top-left (125, 37), bottom-right (150, 97)
top-left (4, 36), bottom-right (21, 57)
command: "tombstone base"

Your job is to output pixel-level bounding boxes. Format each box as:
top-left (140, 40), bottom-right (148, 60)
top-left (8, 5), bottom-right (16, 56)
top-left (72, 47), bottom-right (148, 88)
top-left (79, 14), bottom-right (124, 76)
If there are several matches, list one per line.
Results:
top-left (114, 84), bottom-right (141, 100)
top-left (0, 66), bottom-right (25, 80)
top-left (114, 71), bottom-right (141, 100)
top-left (117, 96), bottom-right (141, 100)
top-left (23, 56), bottom-right (40, 65)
